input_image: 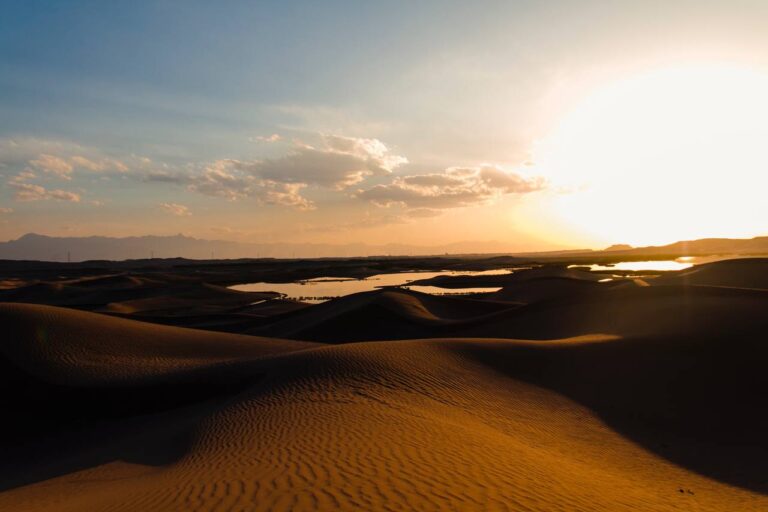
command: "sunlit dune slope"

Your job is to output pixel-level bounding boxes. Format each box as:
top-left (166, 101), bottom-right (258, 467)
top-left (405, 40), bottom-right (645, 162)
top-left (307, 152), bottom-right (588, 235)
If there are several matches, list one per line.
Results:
top-left (1, 303), bottom-right (767, 510)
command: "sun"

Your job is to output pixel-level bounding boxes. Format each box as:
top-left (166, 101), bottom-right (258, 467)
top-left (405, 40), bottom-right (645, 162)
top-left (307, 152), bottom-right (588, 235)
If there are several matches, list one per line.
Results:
top-left (533, 63), bottom-right (768, 247)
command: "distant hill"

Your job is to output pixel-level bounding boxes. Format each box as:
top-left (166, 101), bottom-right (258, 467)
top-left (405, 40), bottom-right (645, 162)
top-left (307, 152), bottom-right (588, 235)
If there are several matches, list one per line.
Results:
top-left (0, 233), bottom-right (541, 262)
top-left (605, 244), bottom-right (634, 251)
top-left (2, 232), bottom-right (767, 262)
top-left (603, 237), bottom-right (768, 257)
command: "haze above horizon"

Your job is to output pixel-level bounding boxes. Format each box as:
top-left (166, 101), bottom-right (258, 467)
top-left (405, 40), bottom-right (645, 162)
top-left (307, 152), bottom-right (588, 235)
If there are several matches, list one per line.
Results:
top-left (2, 1), bottom-right (768, 252)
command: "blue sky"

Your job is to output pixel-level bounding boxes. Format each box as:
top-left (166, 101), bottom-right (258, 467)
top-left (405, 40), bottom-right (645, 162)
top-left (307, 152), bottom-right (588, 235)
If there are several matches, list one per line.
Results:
top-left (2, 1), bottom-right (768, 249)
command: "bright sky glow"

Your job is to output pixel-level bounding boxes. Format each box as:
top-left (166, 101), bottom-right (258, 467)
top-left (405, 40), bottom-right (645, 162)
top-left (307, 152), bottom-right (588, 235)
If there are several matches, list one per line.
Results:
top-left (535, 64), bottom-right (768, 247)
top-left (2, 1), bottom-right (768, 252)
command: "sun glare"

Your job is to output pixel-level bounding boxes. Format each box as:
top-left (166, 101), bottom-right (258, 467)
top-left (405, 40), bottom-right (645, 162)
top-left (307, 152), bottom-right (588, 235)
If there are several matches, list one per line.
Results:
top-left (535, 63), bottom-right (768, 247)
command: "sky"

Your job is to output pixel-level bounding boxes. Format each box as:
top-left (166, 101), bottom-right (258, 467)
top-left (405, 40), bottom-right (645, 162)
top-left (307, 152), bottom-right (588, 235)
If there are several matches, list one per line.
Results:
top-left (2, 0), bottom-right (768, 251)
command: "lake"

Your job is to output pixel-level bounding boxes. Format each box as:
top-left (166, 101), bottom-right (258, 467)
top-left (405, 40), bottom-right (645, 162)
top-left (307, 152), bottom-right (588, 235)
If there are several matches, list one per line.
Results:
top-left (230, 269), bottom-right (513, 303)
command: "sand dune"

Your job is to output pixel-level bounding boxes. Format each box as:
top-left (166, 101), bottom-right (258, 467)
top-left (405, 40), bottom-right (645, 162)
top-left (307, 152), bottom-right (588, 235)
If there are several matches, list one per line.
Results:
top-left (651, 257), bottom-right (768, 289)
top-left (486, 276), bottom-right (606, 302)
top-left (406, 265), bottom-right (604, 290)
top-left (254, 288), bottom-right (517, 342)
top-left (458, 283), bottom-right (768, 339)
top-left (1, 303), bottom-right (767, 510)
top-left (0, 303), bottom-right (315, 385)
top-left (0, 274), bottom-right (280, 333)
top-left (2, 258), bottom-right (768, 510)
top-left (255, 281), bottom-right (768, 342)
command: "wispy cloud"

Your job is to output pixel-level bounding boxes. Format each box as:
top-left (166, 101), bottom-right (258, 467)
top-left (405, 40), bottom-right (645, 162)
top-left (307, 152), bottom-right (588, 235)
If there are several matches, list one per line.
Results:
top-left (10, 182), bottom-right (81, 202)
top-left (0, 137), bottom-right (132, 181)
top-left (159, 202), bottom-right (192, 216)
top-left (251, 133), bottom-right (282, 143)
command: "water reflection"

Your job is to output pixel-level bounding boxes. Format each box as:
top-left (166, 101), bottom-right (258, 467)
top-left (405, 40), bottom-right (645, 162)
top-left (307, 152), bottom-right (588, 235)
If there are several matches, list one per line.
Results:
top-left (230, 269), bottom-right (515, 303)
top-left (577, 260), bottom-right (694, 272)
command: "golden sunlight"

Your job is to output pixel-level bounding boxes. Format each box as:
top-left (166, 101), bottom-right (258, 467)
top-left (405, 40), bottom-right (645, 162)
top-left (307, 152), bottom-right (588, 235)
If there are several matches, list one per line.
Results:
top-left (535, 63), bottom-right (768, 246)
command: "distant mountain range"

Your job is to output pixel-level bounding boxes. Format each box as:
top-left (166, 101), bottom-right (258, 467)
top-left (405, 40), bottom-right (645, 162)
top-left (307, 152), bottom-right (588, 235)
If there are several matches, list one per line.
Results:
top-left (0, 233), bottom-right (547, 262)
top-left (1, 233), bottom-right (767, 262)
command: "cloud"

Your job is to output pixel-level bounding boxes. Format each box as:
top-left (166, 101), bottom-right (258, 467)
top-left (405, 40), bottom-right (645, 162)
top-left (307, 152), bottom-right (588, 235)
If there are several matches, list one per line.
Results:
top-left (0, 207), bottom-right (12, 214)
top-left (405, 207), bottom-right (442, 218)
top-left (29, 154), bottom-right (74, 179)
top-left (142, 134), bottom-right (402, 209)
top-left (5, 168), bottom-right (81, 202)
top-left (10, 182), bottom-right (81, 202)
top-left (251, 133), bottom-right (282, 143)
top-left (357, 165), bottom-right (545, 209)
top-left (188, 160), bottom-right (314, 209)
top-left (70, 155), bottom-right (129, 173)
top-left (11, 170), bottom-right (37, 182)
top-left (159, 202), bottom-right (192, 216)
top-left (0, 138), bottom-right (131, 180)
top-left (147, 160), bottom-right (314, 209)
top-left (143, 170), bottom-right (185, 184)
top-left (5, 134), bottom-right (405, 212)
top-left (231, 134), bottom-right (407, 188)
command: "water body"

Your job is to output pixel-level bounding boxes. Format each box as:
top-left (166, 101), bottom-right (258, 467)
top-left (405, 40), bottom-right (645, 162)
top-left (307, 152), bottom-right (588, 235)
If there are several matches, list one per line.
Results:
top-left (230, 269), bottom-right (513, 303)
top-left (577, 260), bottom-right (694, 272)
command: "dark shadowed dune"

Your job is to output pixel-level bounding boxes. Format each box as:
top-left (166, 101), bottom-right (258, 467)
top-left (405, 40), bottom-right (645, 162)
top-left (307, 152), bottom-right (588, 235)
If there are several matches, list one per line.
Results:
top-left (487, 276), bottom-right (607, 302)
top-left (651, 257), bottom-right (768, 289)
top-left (455, 283), bottom-right (768, 339)
top-left (254, 281), bottom-right (768, 343)
top-left (406, 264), bottom-right (604, 290)
top-left (253, 288), bottom-right (519, 342)
top-left (0, 275), bottom-right (279, 332)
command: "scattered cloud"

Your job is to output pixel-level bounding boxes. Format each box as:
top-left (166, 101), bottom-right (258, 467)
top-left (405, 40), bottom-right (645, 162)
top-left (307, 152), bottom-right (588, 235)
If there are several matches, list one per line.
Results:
top-left (159, 202), bottom-right (192, 216)
top-left (142, 134), bottom-right (404, 209)
top-left (188, 160), bottom-right (314, 209)
top-left (6, 171), bottom-right (81, 202)
top-left (0, 207), bottom-right (12, 214)
top-left (0, 138), bottom-right (132, 182)
top-left (11, 170), bottom-right (37, 182)
top-left (10, 182), bottom-right (81, 202)
top-left (2, 135), bottom-right (544, 223)
top-left (357, 165), bottom-right (545, 209)
top-left (29, 154), bottom-right (74, 179)
top-left (230, 134), bottom-right (407, 188)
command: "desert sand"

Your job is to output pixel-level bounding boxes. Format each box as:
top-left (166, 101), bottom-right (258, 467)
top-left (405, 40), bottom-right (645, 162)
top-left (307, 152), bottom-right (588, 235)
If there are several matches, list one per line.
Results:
top-left (2, 258), bottom-right (768, 510)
